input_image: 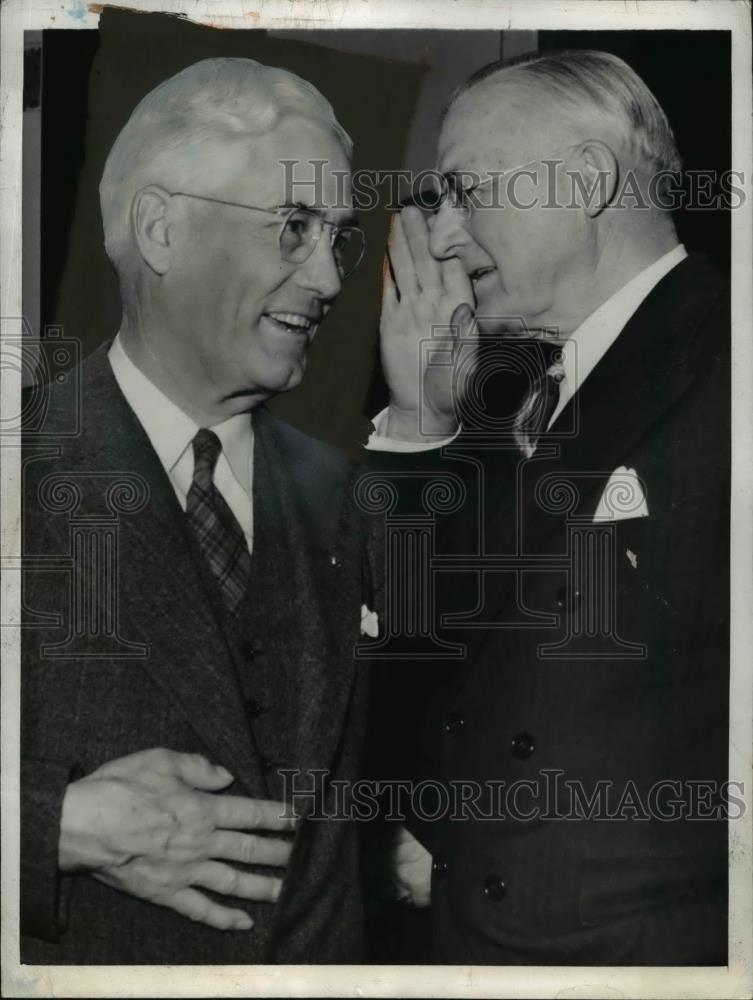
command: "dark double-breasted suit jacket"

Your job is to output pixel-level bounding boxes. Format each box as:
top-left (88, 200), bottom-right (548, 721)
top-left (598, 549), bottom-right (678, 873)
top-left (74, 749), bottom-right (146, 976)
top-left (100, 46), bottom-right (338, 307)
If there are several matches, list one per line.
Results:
top-left (21, 343), bottom-right (370, 964)
top-left (367, 254), bottom-right (731, 965)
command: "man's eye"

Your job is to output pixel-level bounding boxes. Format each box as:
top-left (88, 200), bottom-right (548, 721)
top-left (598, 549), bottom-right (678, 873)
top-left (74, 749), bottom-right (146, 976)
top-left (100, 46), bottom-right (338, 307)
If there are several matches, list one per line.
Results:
top-left (285, 215), bottom-right (311, 239)
top-left (446, 176), bottom-right (472, 204)
top-left (334, 229), bottom-right (353, 250)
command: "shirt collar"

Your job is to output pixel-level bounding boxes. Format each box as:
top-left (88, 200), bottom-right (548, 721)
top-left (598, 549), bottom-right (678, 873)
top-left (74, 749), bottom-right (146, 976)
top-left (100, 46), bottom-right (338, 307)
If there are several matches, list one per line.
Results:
top-left (108, 334), bottom-right (253, 493)
top-left (551, 244), bottom-right (688, 425)
top-left (213, 411), bottom-right (254, 493)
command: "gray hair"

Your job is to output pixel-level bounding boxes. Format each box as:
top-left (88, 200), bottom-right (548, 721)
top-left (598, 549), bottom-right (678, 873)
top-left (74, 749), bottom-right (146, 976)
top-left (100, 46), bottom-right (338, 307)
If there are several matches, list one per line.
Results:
top-left (447, 49), bottom-right (682, 178)
top-left (100, 57), bottom-right (353, 271)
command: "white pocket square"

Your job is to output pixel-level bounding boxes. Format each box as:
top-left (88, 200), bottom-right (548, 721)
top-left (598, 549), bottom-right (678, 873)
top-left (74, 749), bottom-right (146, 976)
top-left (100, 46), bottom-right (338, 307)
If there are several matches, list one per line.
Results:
top-left (592, 466), bottom-right (649, 522)
top-left (360, 604), bottom-right (380, 638)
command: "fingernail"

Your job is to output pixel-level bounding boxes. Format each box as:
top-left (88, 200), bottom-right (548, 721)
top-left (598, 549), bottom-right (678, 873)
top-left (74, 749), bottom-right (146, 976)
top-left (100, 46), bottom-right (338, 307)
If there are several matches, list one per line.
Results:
top-left (217, 766), bottom-right (233, 780)
top-left (237, 915), bottom-right (253, 930)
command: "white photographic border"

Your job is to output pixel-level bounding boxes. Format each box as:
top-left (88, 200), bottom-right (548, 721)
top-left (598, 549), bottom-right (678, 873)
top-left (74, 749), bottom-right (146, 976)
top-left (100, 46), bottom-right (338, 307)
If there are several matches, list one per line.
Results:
top-left (1, 1), bottom-right (751, 997)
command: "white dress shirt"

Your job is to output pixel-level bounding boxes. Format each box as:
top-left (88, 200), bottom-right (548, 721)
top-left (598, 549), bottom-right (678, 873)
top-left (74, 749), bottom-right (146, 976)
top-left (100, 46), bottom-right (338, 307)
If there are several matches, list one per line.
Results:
top-left (108, 335), bottom-right (255, 551)
top-left (368, 244), bottom-right (688, 452)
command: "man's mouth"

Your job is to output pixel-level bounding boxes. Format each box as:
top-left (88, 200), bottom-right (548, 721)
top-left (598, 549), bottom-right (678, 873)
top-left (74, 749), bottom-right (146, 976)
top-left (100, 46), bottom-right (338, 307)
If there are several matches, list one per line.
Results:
top-left (263, 312), bottom-right (318, 335)
top-left (470, 266), bottom-right (496, 288)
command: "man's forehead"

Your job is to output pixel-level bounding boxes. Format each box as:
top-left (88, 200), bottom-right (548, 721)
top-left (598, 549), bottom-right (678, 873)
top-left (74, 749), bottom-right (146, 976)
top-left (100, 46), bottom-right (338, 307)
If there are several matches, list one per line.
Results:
top-left (438, 80), bottom-right (534, 174)
top-left (213, 125), bottom-right (353, 219)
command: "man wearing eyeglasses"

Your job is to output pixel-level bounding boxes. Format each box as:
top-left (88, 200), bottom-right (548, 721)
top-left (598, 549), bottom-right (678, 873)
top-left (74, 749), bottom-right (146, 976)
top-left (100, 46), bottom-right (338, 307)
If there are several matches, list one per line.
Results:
top-left (370, 49), bottom-right (730, 964)
top-left (21, 57), bottom-right (369, 964)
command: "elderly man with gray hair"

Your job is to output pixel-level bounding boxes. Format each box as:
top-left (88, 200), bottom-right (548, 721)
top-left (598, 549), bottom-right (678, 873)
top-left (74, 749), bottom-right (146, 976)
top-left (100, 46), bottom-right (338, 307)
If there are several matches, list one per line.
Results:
top-left (373, 49), bottom-right (730, 964)
top-left (21, 57), bottom-right (368, 964)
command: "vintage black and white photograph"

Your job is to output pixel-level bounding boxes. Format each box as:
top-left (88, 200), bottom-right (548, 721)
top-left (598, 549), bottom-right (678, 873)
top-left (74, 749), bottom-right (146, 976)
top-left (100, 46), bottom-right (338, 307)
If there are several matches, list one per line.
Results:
top-left (1, 1), bottom-right (751, 996)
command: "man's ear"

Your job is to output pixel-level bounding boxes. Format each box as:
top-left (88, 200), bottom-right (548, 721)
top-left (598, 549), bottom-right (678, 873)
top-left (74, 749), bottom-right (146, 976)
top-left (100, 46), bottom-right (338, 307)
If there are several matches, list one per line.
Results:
top-left (131, 186), bottom-right (174, 275)
top-left (571, 141), bottom-right (619, 217)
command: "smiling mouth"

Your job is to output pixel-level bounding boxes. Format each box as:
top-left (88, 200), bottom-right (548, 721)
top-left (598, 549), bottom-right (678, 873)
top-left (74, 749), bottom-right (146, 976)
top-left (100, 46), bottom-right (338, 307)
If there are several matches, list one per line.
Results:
top-left (470, 266), bottom-right (496, 287)
top-left (263, 312), bottom-right (318, 335)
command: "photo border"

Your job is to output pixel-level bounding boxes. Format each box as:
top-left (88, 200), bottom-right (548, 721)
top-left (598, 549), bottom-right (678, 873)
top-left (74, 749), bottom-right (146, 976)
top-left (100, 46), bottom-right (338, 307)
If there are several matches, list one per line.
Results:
top-left (2, 2), bottom-right (751, 996)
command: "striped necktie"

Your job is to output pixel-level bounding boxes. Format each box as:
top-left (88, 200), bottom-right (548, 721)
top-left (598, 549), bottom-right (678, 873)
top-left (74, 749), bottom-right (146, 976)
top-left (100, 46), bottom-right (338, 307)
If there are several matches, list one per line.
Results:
top-left (185, 428), bottom-right (252, 615)
top-left (512, 357), bottom-right (565, 457)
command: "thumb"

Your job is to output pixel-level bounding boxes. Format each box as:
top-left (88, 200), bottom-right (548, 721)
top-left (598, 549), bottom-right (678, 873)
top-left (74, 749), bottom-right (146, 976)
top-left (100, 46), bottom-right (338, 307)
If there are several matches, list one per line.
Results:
top-left (448, 303), bottom-right (476, 362)
top-left (450, 302), bottom-right (475, 339)
top-left (152, 750), bottom-right (234, 790)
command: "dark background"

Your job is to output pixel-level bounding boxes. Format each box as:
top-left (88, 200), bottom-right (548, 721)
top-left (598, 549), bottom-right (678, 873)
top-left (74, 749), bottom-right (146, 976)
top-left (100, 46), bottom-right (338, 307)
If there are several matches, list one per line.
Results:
top-left (540, 30), bottom-right (732, 275)
top-left (30, 18), bottom-right (730, 455)
top-left (26, 19), bottom-right (732, 964)
top-left (35, 11), bottom-right (432, 452)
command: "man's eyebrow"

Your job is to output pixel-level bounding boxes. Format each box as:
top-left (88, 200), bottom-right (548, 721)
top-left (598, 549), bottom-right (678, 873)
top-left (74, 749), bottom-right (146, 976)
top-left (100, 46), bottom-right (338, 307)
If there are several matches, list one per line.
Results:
top-left (440, 169), bottom-right (479, 193)
top-left (279, 201), bottom-right (358, 226)
top-left (441, 167), bottom-right (475, 183)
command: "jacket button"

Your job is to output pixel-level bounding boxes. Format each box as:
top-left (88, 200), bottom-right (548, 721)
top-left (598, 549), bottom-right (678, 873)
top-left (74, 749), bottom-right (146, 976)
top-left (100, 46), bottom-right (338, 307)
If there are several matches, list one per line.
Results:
top-left (432, 858), bottom-right (449, 879)
top-left (555, 585), bottom-right (581, 609)
top-left (510, 731), bottom-right (535, 759)
top-left (245, 697), bottom-right (264, 720)
top-left (241, 639), bottom-right (261, 660)
top-left (483, 873), bottom-right (507, 901)
top-left (444, 713), bottom-right (465, 737)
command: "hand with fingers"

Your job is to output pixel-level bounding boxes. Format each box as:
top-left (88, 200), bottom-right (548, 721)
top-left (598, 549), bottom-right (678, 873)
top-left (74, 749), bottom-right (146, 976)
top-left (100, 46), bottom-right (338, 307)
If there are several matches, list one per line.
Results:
top-left (381, 206), bottom-right (476, 442)
top-left (390, 824), bottom-right (432, 908)
top-left (58, 748), bottom-right (297, 931)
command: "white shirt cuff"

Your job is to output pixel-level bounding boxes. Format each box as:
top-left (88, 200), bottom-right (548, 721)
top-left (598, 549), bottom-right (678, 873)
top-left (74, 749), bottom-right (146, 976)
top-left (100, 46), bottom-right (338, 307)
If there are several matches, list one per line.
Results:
top-left (366, 408), bottom-right (461, 453)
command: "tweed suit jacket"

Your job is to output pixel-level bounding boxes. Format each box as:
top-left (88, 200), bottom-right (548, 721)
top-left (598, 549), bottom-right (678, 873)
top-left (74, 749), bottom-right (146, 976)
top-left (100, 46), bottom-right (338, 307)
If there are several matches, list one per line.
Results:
top-left (367, 254), bottom-right (731, 965)
top-left (21, 342), bottom-right (369, 964)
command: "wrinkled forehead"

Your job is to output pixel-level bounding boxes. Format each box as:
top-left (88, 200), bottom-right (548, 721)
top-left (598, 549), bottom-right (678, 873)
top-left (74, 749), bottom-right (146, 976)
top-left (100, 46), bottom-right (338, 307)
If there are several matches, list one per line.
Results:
top-left (437, 79), bottom-right (552, 176)
top-left (195, 115), bottom-right (354, 222)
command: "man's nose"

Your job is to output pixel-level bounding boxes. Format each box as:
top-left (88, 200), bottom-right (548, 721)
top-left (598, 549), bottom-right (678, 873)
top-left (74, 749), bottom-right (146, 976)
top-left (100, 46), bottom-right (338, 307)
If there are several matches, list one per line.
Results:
top-left (296, 235), bottom-right (342, 301)
top-left (428, 201), bottom-right (470, 261)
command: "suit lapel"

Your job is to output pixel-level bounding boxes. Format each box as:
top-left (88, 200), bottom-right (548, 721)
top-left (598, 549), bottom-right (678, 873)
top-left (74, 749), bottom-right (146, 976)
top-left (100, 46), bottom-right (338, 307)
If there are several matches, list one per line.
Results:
top-left (251, 410), bottom-right (358, 775)
top-left (467, 254), bottom-right (726, 659)
top-left (79, 347), bottom-right (266, 796)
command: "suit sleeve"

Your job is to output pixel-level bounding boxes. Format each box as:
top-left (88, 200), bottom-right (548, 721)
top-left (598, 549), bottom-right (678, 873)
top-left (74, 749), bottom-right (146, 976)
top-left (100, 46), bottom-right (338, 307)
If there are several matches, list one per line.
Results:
top-left (20, 756), bottom-right (79, 941)
top-left (20, 491), bottom-right (80, 942)
top-left (360, 443), bottom-right (476, 856)
top-left (360, 441), bottom-right (455, 627)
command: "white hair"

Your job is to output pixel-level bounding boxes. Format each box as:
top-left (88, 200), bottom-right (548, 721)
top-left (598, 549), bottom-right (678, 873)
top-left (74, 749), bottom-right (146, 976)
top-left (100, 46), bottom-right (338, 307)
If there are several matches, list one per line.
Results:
top-left (100, 57), bottom-right (353, 272)
top-left (449, 49), bottom-right (682, 179)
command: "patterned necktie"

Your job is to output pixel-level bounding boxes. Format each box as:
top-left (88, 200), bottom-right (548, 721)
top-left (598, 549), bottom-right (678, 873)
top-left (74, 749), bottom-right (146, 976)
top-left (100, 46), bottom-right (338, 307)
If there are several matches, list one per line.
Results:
top-left (513, 359), bottom-right (565, 457)
top-left (185, 428), bottom-right (252, 615)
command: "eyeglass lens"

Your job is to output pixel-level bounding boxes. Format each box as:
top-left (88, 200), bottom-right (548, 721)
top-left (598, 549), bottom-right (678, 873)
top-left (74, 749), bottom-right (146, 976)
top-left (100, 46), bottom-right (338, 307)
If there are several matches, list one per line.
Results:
top-left (402, 173), bottom-right (471, 215)
top-left (279, 208), bottom-right (365, 278)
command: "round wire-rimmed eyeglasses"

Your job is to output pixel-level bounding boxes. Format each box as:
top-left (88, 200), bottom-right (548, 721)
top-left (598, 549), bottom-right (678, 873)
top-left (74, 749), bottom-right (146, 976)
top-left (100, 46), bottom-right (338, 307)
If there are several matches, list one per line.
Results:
top-left (411, 143), bottom-right (584, 219)
top-left (167, 190), bottom-right (366, 280)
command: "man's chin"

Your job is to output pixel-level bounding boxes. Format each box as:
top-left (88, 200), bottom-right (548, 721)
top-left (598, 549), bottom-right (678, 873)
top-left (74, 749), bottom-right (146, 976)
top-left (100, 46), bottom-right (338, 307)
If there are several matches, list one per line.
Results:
top-left (474, 300), bottom-right (551, 339)
top-left (475, 314), bottom-right (535, 338)
top-left (472, 292), bottom-right (522, 336)
top-left (222, 363), bottom-right (305, 410)
top-left (260, 359), bottom-right (306, 396)
top-left (281, 368), bottom-right (304, 392)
